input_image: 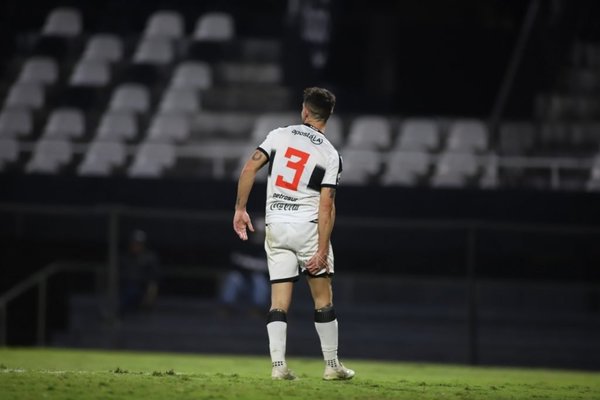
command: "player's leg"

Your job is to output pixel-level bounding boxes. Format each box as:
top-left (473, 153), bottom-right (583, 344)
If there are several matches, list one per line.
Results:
top-left (307, 275), bottom-right (354, 380)
top-left (264, 223), bottom-right (299, 380)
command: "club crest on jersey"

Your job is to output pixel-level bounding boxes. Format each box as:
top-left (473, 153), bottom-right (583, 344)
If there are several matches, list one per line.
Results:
top-left (292, 129), bottom-right (323, 145)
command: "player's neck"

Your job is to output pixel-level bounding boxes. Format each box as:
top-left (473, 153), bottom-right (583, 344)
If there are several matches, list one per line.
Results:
top-left (303, 118), bottom-right (326, 134)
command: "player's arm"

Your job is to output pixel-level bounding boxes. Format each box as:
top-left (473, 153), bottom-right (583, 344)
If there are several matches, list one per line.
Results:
top-left (306, 186), bottom-right (336, 274)
top-left (233, 149), bottom-right (268, 240)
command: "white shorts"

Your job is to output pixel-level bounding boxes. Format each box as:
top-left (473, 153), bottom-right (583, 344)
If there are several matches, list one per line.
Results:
top-left (264, 222), bottom-right (334, 283)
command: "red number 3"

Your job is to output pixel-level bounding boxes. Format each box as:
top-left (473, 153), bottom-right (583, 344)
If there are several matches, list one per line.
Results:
top-left (275, 147), bottom-right (310, 191)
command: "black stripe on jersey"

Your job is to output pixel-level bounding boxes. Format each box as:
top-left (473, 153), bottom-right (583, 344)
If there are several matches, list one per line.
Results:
top-left (307, 165), bottom-right (325, 192)
top-left (268, 150), bottom-right (276, 176)
top-left (322, 183), bottom-right (337, 189)
top-left (338, 154), bottom-right (343, 173)
top-left (257, 146), bottom-right (269, 160)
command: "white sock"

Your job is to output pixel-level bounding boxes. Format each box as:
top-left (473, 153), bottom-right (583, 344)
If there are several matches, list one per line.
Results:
top-left (267, 321), bottom-right (287, 365)
top-left (315, 319), bottom-right (339, 366)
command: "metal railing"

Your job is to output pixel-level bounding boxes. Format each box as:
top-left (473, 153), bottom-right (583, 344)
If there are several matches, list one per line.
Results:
top-left (0, 262), bottom-right (101, 347)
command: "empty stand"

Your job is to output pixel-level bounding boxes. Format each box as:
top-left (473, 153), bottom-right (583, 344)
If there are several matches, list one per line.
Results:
top-left (0, 108), bottom-right (33, 139)
top-left (128, 142), bottom-right (176, 178)
top-left (396, 118), bottom-right (441, 152)
top-left (108, 84), bottom-right (150, 114)
top-left (133, 37), bottom-right (175, 65)
top-left (69, 59), bottom-right (111, 87)
top-left (41, 108), bottom-right (85, 140)
top-left (158, 88), bottom-right (201, 114)
top-left (193, 12), bottom-right (235, 41)
top-left (26, 139), bottom-right (73, 174)
top-left (170, 62), bottom-right (213, 89)
top-left (41, 7), bottom-right (82, 37)
top-left (95, 111), bottom-right (138, 142)
top-left (346, 116), bottom-right (391, 150)
top-left (78, 141), bottom-right (127, 176)
top-left (82, 34), bottom-right (123, 63)
top-left (430, 152), bottom-right (480, 188)
top-left (146, 113), bottom-right (191, 143)
top-left (143, 10), bottom-right (185, 39)
top-left (4, 83), bottom-right (45, 110)
top-left (338, 148), bottom-right (382, 185)
top-left (381, 151), bottom-right (431, 186)
top-left (17, 57), bottom-right (59, 86)
top-left (446, 119), bottom-right (488, 153)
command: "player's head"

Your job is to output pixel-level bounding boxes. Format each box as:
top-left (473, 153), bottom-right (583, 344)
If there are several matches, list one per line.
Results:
top-left (302, 87), bottom-right (336, 123)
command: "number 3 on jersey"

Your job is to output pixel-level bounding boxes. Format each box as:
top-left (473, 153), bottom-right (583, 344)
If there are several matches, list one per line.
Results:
top-left (275, 147), bottom-right (310, 191)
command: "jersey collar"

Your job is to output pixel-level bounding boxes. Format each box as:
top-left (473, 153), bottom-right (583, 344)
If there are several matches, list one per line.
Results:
top-left (303, 123), bottom-right (324, 135)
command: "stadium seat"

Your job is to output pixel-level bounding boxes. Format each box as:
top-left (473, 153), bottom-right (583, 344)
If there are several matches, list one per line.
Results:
top-left (41, 7), bottom-right (82, 37)
top-left (338, 148), bottom-right (382, 185)
top-left (0, 138), bottom-right (19, 171)
top-left (446, 119), bottom-right (488, 153)
top-left (143, 10), bottom-right (184, 39)
top-left (193, 12), bottom-right (235, 41)
top-left (41, 108), bottom-right (85, 140)
top-left (498, 122), bottom-right (536, 156)
top-left (430, 152), bottom-right (480, 188)
top-left (128, 142), bottom-right (176, 178)
top-left (146, 113), bottom-right (191, 143)
top-left (69, 59), bottom-right (111, 87)
top-left (214, 62), bottom-right (282, 85)
top-left (346, 116), bottom-right (391, 150)
top-left (4, 83), bottom-right (44, 110)
top-left (133, 37), bottom-right (174, 65)
top-left (77, 141), bottom-right (126, 176)
top-left (17, 57), bottom-right (58, 86)
top-left (26, 139), bottom-right (73, 174)
top-left (82, 34), bottom-right (123, 62)
top-left (158, 88), bottom-right (200, 113)
top-left (586, 155), bottom-right (600, 191)
top-left (108, 84), bottom-right (150, 114)
top-left (0, 108), bottom-right (33, 138)
top-left (396, 118), bottom-right (440, 152)
top-left (251, 112), bottom-right (298, 142)
top-left (170, 62), bottom-right (212, 89)
top-left (95, 111), bottom-right (138, 142)
top-left (381, 151), bottom-right (430, 186)
top-left (194, 111), bottom-right (255, 139)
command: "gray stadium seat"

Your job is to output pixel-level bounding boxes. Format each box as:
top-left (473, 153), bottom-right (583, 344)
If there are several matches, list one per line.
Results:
top-left (42, 7), bottom-right (82, 37)
top-left (193, 12), bottom-right (235, 41)
top-left (26, 139), bottom-right (73, 174)
top-left (0, 138), bottom-right (19, 171)
top-left (133, 37), bottom-right (174, 65)
top-left (41, 108), bottom-right (85, 139)
top-left (95, 111), bottom-right (138, 142)
top-left (4, 83), bottom-right (44, 110)
top-left (143, 10), bottom-right (184, 39)
top-left (108, 84), bottom-right (150, 114)
top-left (396, 118), bottom-right (440, 152)
top-left (498, 122), bottom-right (535, 156)
top-left (17, 57), bottom-right (58, 86)
top-left (146, 113), bottom-right (191, 143)
top-left (430, 152), bottom-right (480, 188)
top-left (158, 88), bottom-right (200, 113)
top-left (346, 116), bottom-right (391, 150)
top-left (215, 62), bottom-right (282, 85)
top-left (338, 148), bottom-right (382, 185)
top-left (170, 62), bottom-right (213, 89)
top-left (446, 119), bottom-right (488, 152)
top-left (69, 59), bottom-right (111, 87)
top-left (128, 142), bottom-right (176, 178)
top-left (251, 112), bottom-right (299, 142)
top-left (82, 34), bottom-right (123, 62)
top-left (78, 141), bottom-right (126, 176)
top-left (381, 151), bottom-right (430, 186)
top-left (0, 108), bottom-right (33, 138)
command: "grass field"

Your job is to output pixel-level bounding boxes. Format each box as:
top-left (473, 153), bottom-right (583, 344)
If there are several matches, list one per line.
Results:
top-left (0, 348), bottom-right (599, 400)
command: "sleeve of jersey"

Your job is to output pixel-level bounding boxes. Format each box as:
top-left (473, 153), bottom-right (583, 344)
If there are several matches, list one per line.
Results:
top-left (322, 153), bottom-right (342, 188)
top-left (256, 130), bottom-right (276, 160)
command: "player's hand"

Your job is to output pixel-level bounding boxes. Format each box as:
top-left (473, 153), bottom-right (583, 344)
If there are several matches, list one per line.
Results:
top-left (306, 249), bottom-right (329, 275)
top-left (233, 210), bottom-right (254, 241)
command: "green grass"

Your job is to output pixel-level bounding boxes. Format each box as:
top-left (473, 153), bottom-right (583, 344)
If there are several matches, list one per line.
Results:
top-left (0, 348), bottom-right (599, 399)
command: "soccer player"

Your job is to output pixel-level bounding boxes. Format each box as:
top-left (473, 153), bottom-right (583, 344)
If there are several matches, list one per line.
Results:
top-left (233, 87), bottom-right (355, 381)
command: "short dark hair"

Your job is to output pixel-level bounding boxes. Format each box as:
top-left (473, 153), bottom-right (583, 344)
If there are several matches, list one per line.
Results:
top-left (303, 87), bottom-right (336, 122)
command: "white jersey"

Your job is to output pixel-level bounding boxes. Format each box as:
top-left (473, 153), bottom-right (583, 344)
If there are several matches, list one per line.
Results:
top-left (257, 123), bottom-right (342, 224)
